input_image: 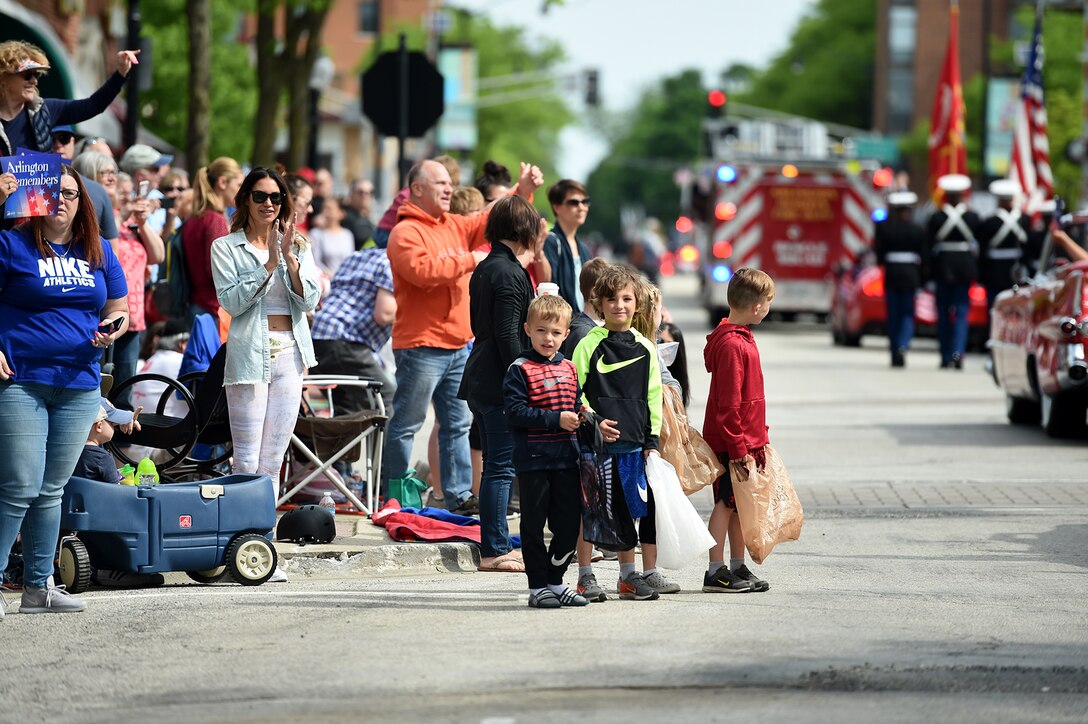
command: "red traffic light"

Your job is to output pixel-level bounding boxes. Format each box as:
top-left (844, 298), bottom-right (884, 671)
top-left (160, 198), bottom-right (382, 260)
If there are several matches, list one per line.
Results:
top-left (708, 89), bottom-right (727, 108)
top-left (873, 167), bottom-right (894, 188)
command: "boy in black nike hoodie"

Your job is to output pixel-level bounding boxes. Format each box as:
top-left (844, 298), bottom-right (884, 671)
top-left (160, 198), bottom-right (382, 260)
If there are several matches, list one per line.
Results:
top-left (504, 295), bottom-right (589, 609)
top-left (572, 265), bottom-right (663, 601)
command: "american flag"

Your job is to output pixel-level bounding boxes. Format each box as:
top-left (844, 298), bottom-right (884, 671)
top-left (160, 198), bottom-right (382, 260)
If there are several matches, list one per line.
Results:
top-left (1009, 6), bottom-right (1053, 213)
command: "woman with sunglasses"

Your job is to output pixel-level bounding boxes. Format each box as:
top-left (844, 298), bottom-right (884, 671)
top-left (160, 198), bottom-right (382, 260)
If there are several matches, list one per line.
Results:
top-left (211, 169), bottom-right (320, 583)
top-left (0, 166), bottom-right (129, 617)
top-left (0, 41), bottom-right (140, 158)
top-left (541, 179), bottom-right (593, 310)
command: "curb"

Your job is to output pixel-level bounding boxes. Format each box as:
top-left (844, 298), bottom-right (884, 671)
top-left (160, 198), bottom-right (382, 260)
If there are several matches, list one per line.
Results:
top-left (277, 541), bottom-right (480, 579)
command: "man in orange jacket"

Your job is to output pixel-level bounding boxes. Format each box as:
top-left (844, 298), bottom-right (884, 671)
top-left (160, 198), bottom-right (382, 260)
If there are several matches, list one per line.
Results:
top-left (384, 158), bottom-right (542, 513)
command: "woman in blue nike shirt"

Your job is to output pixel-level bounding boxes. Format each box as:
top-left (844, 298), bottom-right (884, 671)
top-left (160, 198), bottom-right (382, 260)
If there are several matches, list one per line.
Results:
top-left (0, 165), bottom-right (128, 617)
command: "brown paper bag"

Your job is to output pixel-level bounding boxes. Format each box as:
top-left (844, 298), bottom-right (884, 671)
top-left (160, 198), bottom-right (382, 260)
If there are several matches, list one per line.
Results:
top-left (730, 444), bottom-right (803, 564)
top-left (659, 386), bottom-right (724, 496)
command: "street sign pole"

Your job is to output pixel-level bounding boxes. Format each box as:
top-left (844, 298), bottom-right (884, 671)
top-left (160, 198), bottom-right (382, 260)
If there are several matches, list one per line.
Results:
top-left (398, 33), bottom-right (410, 188)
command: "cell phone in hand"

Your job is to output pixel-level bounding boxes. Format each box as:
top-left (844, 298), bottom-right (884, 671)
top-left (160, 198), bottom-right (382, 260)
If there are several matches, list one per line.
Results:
top-left (137, 180), bottom-right (150, 199)
top-left (97, 315), bottom-right (125, 335)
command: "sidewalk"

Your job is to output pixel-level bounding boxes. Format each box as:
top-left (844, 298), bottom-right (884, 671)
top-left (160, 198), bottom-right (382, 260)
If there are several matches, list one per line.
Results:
top-left (274, 478), bottom-right (1088, 579)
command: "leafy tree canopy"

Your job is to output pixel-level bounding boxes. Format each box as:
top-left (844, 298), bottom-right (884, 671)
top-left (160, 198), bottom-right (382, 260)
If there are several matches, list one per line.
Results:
top-left (733, 0), bottom-right (875, 129)
top-left (141, 0), bottom-right (258, 162)
top-left (584, 69), bottom-right (706, 241)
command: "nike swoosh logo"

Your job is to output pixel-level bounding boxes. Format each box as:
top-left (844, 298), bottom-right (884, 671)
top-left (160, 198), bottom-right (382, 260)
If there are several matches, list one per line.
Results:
top-left (550, 550), bottom-right (574, 567)
top-left (542, 376), bottom-right (569, 389)
top-left (638, 479), bottom-right (648, 503)
top-left (61, 287), bottom-right (76, 293)
top-left (595, 355), bottom-right (645, 375)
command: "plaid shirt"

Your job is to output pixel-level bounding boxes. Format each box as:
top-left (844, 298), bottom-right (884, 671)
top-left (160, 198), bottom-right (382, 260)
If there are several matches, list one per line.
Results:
top-left (311, 249), bottom-right (394, 353)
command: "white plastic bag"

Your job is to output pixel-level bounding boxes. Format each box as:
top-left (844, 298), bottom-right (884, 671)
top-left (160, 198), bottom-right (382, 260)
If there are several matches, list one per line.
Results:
top-left (645, 454), bottom-right (716, 570)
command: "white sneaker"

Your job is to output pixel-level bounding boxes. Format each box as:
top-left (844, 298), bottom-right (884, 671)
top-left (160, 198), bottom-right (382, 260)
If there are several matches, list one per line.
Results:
top-left (0, 589), bottom-right (8, 621)
top-left (268, 568), bottom-right (289, 583)
top-left (20, 583), bottom-right (87, 614)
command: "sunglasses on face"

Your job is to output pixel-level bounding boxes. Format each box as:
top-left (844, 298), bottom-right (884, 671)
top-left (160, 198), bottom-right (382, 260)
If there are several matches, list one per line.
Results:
top-left (52, 133), bottom-right (74, 145)
top-left (18, 69), bottom-right (45, 81)
top-left (251, 190), bottom-right (283, 206)
top-left (564, 197), bottom-right (591, 208)
top-left (164, 185), bottom-right (185, 193)
top-left (59, 189), bottom-right (81, 201)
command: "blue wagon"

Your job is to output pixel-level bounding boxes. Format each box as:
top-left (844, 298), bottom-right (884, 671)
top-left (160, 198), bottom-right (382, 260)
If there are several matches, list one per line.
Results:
top-left (59, 474), bottom-right (278, 590)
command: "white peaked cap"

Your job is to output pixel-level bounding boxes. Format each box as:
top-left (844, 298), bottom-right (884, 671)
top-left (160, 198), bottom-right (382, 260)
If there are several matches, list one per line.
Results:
top-left (937, 174), bottom-right (971, 192)
top-left (887, 191), bottom-right (918, 207)
top-left (988, 179), bottom-right (1020, 198)
top-left (1036, 199), bottom-right (1057, 213)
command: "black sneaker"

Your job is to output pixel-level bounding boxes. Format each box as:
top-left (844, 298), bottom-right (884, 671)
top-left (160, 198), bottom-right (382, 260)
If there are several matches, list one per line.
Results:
top-left (450, 494), bottom-right (480, 516)
top-left (732, 564), bottom-right (770, 592)
top-left (701, 565), bottom-right (752, 593)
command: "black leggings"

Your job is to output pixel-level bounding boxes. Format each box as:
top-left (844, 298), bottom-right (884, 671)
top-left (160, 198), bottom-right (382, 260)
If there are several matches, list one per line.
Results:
top-left (518, 468), bottom-right (581, 589)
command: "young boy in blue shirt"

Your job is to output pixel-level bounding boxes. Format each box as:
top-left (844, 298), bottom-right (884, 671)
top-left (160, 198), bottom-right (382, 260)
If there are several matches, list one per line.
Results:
top-left (503, 295), bottom-right (589, 609)
top-left (572, 265), bottom-right (663, 601)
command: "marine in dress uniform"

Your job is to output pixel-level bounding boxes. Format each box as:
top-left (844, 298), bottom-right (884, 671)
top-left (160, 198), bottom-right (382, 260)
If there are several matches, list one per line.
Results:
top-left (926, 174), bottom-right (981, 370)
top-left (977, 179), bottom-right (1030, 310)
top-left (874, 191), bottom-right (926, 368)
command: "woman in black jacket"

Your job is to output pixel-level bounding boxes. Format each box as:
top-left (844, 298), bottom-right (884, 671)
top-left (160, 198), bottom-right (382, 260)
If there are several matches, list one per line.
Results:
top-left (459, 196), bottom-right (545, 571)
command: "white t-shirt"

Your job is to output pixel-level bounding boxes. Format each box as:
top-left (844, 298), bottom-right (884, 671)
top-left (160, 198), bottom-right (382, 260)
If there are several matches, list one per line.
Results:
top-left (244, 243), bottom-right (292, 316)
top-left (310, 227), bottom-right (355, 276)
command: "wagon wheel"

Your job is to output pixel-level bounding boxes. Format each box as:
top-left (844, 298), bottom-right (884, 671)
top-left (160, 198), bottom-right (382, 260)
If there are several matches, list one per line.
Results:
top-left (186, 566), bottom-right (227, 584)
top-left (225, 534), bottom-right (278, 586)
top-left (56, 537), bottom-right (92, 594)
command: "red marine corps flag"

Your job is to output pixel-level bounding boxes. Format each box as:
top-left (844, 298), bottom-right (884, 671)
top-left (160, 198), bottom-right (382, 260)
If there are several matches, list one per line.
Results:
top-left (1009, 2), bottom-right (1053, 213)
top-left (928, 0), bottom-right (967, 201)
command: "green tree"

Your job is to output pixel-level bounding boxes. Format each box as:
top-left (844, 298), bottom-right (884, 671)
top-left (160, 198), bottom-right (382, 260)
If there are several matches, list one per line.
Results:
top-left (735, 0), bottom-right (876, 129)
top-left (583, 70), bottom-right (706, 242)
top-left (141, 0), bottom-right (258, 165)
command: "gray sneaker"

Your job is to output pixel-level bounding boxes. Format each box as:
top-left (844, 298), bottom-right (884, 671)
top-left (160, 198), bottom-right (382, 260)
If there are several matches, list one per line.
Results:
top-left (642, 570), bottom-right (681, 594)
top-left (617, 571), bottom-right (659, 601)
top-left (0, 589), bottom-right (8, 620)
top-left (577, 572), bottom-right (607, 602)
top-left (20, 583), bottom-right (87, 614)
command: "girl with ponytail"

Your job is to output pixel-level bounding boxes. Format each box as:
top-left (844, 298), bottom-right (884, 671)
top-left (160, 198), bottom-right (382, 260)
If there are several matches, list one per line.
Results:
top-left (182, 157), bottom-right (242, 317)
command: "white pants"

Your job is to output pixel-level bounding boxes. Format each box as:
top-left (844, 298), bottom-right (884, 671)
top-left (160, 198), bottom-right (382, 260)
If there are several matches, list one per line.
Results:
top-left (225, 331), bottom-right (305, 505)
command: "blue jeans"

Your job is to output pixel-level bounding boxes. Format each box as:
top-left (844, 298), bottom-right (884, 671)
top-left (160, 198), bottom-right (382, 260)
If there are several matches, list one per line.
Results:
top-left (383, 347), bottom-right (472, 506)
top-left (107, 329), bottom-right (141, 410)
top-left (885, 289), bottom-right (916, 352)
top-left (0, 383), bottom-right (100, 588)
top-left (935, 283), bottom-right (971, 364)
top-left (471, 401), bottom-right (515, 559)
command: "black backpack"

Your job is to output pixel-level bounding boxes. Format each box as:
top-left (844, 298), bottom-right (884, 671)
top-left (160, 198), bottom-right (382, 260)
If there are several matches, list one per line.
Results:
top-left (151, 227), bottom-right (191, 320)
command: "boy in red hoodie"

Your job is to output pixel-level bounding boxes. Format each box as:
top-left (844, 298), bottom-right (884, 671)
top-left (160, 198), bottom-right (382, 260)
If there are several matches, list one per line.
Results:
top-left (701, 268), bottom-right (775, 593)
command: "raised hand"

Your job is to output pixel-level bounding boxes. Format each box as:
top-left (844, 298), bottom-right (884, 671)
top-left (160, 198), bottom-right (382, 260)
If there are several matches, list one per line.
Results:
top-left (280, 215), bottom-right (299, 263)
top-left (516, 162), bottom-right (544, 197)
top-left (265, 220), bottom-right (281, 271)
top-left (117, 49), bottom-right (141, 77)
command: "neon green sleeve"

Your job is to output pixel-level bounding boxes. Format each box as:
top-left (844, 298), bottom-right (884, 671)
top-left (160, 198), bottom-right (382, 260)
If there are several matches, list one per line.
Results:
top-left (643, 335), bottom-right (663, 439)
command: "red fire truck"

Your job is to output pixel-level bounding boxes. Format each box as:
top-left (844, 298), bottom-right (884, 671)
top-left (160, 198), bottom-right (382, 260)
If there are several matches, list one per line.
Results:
top-left (695, 110), bottom-right (887, 322)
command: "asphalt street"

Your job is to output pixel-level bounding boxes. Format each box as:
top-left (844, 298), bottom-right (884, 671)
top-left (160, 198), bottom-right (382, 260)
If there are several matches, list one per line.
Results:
top-left (2, 274), bottom-right (1085, 724)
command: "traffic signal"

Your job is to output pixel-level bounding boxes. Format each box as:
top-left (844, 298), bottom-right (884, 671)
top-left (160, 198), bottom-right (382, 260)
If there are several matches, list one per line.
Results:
top-left (585, 69), bottom-right (600, 107)
top-left (707, 89), bottom-right (727, 118)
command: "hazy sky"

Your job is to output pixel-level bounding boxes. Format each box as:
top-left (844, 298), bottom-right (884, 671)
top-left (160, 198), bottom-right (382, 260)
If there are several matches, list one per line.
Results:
top-left (450, 0), bottom-right (818, 179)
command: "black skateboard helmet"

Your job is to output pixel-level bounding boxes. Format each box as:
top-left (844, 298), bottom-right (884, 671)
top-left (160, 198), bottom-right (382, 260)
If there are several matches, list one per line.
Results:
top-left (276, 505), bottom-right (336, 544)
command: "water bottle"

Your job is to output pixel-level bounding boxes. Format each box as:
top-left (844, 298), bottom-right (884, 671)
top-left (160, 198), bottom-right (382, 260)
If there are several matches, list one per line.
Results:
top-left (318, 491), bottom-right (336, 513)
top-left (136, 457), bottom-right (159, 487)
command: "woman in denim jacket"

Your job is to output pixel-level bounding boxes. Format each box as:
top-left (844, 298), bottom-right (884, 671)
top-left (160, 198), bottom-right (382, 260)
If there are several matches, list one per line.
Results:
top-left (211, 168), bottom-right (320, 581)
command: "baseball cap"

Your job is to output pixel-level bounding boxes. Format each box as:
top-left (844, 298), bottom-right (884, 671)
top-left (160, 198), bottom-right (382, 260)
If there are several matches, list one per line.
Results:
top-left (51, 124), bottom-right (74, 136)
top-left (97, 398), bottom-right (134, 425)
top-left (119, 144), bottom-right (174, 174)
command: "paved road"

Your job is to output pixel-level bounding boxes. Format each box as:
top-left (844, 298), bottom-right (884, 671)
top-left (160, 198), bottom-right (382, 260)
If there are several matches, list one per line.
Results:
top-left (2, 274), bottom-right (1085, 724)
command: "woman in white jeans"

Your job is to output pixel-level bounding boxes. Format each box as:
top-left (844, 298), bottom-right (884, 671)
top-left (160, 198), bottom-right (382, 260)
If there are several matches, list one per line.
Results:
top-left (211, 168), bottom-right (321, 582)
